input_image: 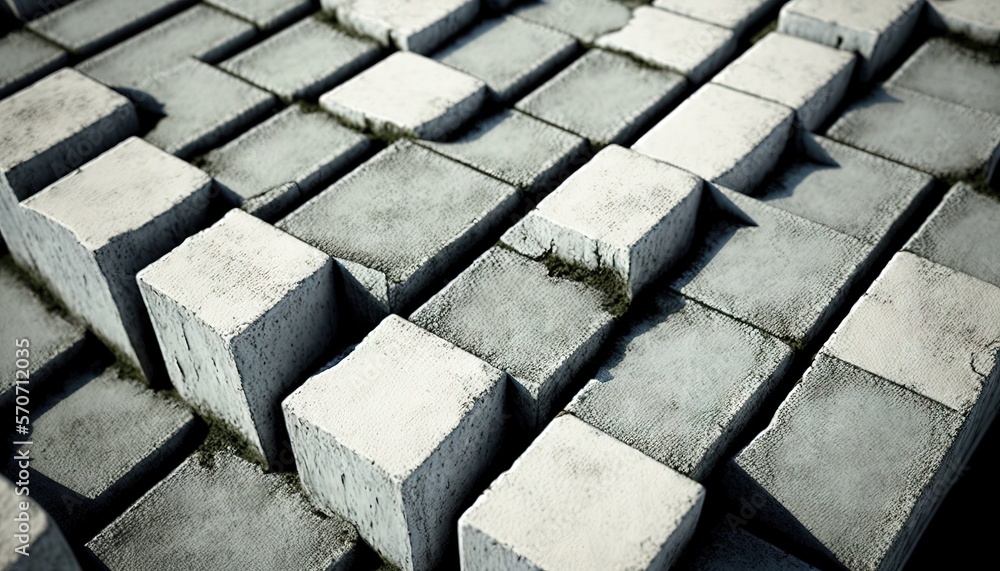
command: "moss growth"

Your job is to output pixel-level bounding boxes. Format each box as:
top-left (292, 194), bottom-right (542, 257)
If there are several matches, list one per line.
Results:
top-left (196, 410), bottom-right (267, 470)
top-left (943, 32), bottom-right (1000, 65)
top-left (750, 19), bottom-right (778, 45)
top-left (538, 252), bottom-right (630, 317)
top-left (0, 256), bottom-right (76, 321)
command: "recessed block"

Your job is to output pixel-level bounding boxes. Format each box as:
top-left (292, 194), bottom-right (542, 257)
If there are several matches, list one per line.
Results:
top-left (206, 0), bottom-right (312, 30)
top-left (887, 37), bottom-right (1000, 116)
top-left (928, 0), bottom-right (1000, 44)
top-left (512, 0), bottom-right (630, 42)
top-left (0, 29), bottom-right (67, 99)
top-left (1, 475), bottom-right (80, 571)
top-left (675, 525), bottom-right (819, 571)
top-left (332, 0), bottom-right (479, 54)
top-left (653, 0), bottom-right (782, 36)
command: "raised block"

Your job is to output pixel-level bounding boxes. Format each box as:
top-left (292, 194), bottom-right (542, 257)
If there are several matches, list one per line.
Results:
top-left (512, 0), bottom-right (630, 42)
top-left (888, 37), bottom-right (1000, 116)
top-left (137, 210), bottom-right (337, 466)
top-left (928, 0), bottom-right (1000, 44)
top-left (0, 29), bottom-right (67, 99)
top-left (1, 475), bottom-right (80, 571)
top-left (459, 414), bottom-right (706, 570)
top-left (675, 525), bottom-right (819, 570)
top-left (633, 84), bottom-right (794, 194)
top-left (501, 145), bottom-right (702, 298)
top-left (653, 0), bottom-right (782, 36)
top-left (206, 0), bottom-right (312, 30)
top-left (332, 0), bottom-right (479, 54)
top-left (517, 49), bottom-right (687, 147)
top-left (283, 315), bottom-right (505, 571)
top-left (320, 51), bottom-right (486, 140)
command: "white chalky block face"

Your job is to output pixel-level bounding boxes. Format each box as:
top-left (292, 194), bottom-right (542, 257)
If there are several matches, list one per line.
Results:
top-left (137, 210), bottom-right (337, 466)
top-left (887, 38), bottom-right (1000, 116)
top-left (333, 0), bottom-right (479, 54)
top-left (928, 0), bottom-right (1000, 44)
top-left (596, 7), bottom-right (737, 84)
top-left (459, 414), bottom-right (706, 571)
top-left (206, 0), bottom-right (313, 30)
top-left (1, 476), bottom-right (81, 571)
top-left (502, 145), bottom-right (703, 298)
top-left (320, 51), bottom-right (486, 140)
top-left (712, 32), bottom-right (856, 131)
top-left (0, 29), bottom-right (67, 99)
top-left (283, 315), bottom-right (506, 571)
top-left (653, 0), bottom-right (782, 35)
top-left (20, 137), bottom-right (212, 381)
top-left (633, 84), bottom-right (794, 194)
top-left (512, 0), bottom-right (631, 42)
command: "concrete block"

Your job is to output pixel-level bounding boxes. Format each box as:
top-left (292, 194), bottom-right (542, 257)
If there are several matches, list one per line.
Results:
top-left (283, 315), bottom-right (506, 571)
top-left (410, 247), bottom-right (615, 430)
top-left (501, 145), bottom-right (703, 298)
top-left (928, 0), bottom-right (1000, 44)
top-left (459, 414), bottom-right (706, 571)
top-left (728, 353), bottom-right (966, 571)
top-left (332, 0), bottom-right (479, 54)
top-left (433, 15), bottom-right (578, 103)
top-left (567, 292), bottom-right (794, 481)
top-left (517, 49), bottom-right (687, 147)
top-left (596, 7), bottom-right (737, 84)
top-left (139, 59), bottom-right (278, 160)
top-left (201, 106), bottom-right (373, 222)
top-left (1, 475), bottom-right (80, 571)
top-left (512, 0), bottom-right (630, 42)
top-left (826, 85), bottom-right (1000, 183)
top-left (419, 109), bottom-right (588, 193)
top-left (888, 37), bottom-right (1000, 116)
top-left (675, 525), bottom-right (819, 570)
top-left (633, 84), bottom-right (794, 194)
top-left (319, 51), bottom-right (486, 140)
top-left (277, 141), bottom-right (519, 313)
top-left (777, 0), bottom-right (924, 81)
top-left (0, 0), bottom-right (72, 21)
top-left (18, 137), bottom-right (212, 382)
top-left (87, 450), bottom-right (361, 571)
top-left (137, 210), bottom-right (337, 466)
top-left (653, 0), bottom-right (783, 36)
top-left (206, 0), bottom-right (312, 30)
top-left (220, 17), bottom-right (382, 102)
top-left (0, 29), bottom-right (67, 99)
top-left (712, 32), bottom-right (856, 131)
top-left (905, 182), bottom-right (1000, 288)
top-left (28, 0), bottom-right (197, 58)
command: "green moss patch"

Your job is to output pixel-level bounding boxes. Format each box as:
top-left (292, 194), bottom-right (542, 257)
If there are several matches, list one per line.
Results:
top-left (538, 252), bottom-right (630, 317)
top-left (196, 410), bottom-right (267, 470)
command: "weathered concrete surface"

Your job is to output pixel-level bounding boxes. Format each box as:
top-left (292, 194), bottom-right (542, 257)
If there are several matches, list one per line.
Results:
top-left (517, 49), bottom-right (687, 147)
top-left (0, 0), bottom-right (73, 21)
top-left (0, 29), bottom-right (67, 99)
top-left (567, 292), bottom-right (794, 481)
top-left (653, 0), bottom-right (783, 36)
top-left (459, 414), bottom-right (706, 570)
top-left (675, 524), bottom-right (819, 570)
top-left (1, 475), bottom-right (80, 571)
top-left (283, 315), bottom-right (505, 571)
top-left (888, 37), bottom-right (1000, 116)
top-left (206, 0), bottom-right (312, 30)
top-left (332, 0), bottom-right (479, 54)
top-left (87, 450), bottom-right (361, 571)
top-left (512, 0), bottom-right (630, 42)
top-left (928, 0), bottom-right (1000, 44)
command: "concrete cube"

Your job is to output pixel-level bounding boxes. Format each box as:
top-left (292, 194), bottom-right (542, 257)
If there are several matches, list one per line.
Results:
top-left (277, 141), bottom-right (519, 314)
top-left (512, 0), bottom-right (631, 42)
top-left (87, 450), bottom-right (361, 571)
top-left (517, 49), bottom-right (687, 147)
top-left (137, 210), bottom-right (337, 467)
top-left (568, 292), bottom-right (794, 481)
top-left (283, 315), bottom-right (506, 571)
top-left (1, 475), bottom-right (80, 571)
top-left (888, 37), bottom-right (1000, 116)
top-left (596, 6), bottom-right (737, 84)
top-left (653, 0), bottom-right (783, 36)
top-left (928, 0), bottom-right (1000, 44)
top-left (501, 145), bottom-right (703, 298)
top-left (675, 525), bottom-right (819, 570)
top-left (206, 0), bottom-right (312, 30)
top-left (332, 0), bottom-right (479, 54)
top-left (319, 51), bottom-right (486, 140)
top-left (433, 15), bottom-right (578, 103)
top-left (633, 84), bottom-right (794, 194)
top-left (0, 29), bottom-right (66, 99)
top-left (459, 414), bottom-right (706, 571)
top-left (410, 247), bottom-right (615, 430)
top-left (220, 17), bottom-right (382, 102)
top-left (712, 32), bottom-right (856, 131)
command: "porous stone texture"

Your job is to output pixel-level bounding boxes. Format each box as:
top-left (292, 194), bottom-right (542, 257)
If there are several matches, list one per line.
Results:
top-left (928, 0), bottom-right (1000, 44)
top-left (221, 17), bottom-right (382, 103)
top-left (319, 51), bottom-right (486, 140)
top-left (332, 0), bottom-right (479, 54)
top-left (653, 0), bottom-right (783, 36)
top-left (1, 475), bottom-right (80, 571)
top-left (1, 0), bottom-right (73, 21)
top-left (137, 210), bottom-right (337, 467)
top-left (86, 450), bottom-right (362, 571)
top-left (675, 525), bottom-right (819, 570)
top-left (283, 315), bottom-right (506, 571)
top-left (433, 15), bottom-right (578, 103)
top-left (777, 0), bottom-right (924, 81)
top-left (567, 292), bottom-right (794, 481)
top-left (904, 182), bottom-right (1000, 288)
top-left (512, 0), bottom-right (631, 42)
top-left (596, 7), bottom-right (737, 84)
top-left (201, 106), bottom-right (373, 222)
top-left (459, 414), bottom-right (706, 571)
top-left (0, 29), bottom-right (67, 99)
top-left (887, 37), bottom-right (1000, 116)
top-left (633, 84), bottom-right (794, 194)
top-left (419, 109), bottom-right (588, 193)
top-left (727, 353), bottom-right (966, 571)
top-left (517, 49), bottom-right (687, 147)
top-left (206, 0), bottom-right (312, 30)
top-left (410, 247), bottom-right (615, 430)
top-left (277, 141), bottom-right (519, 314)
top-left (501, 145), bottom-right (703, 298)
top-left (19, 137), bottom-right (212, 382)
top-left (712, 32), bottom-right (856, 131)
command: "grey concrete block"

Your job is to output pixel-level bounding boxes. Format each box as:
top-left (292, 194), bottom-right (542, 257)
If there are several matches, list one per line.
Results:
top-left (675, 525), bottom-right (819, 571)
top-left (220, 17), bottom-right (382, 103)
top-left (887, 37), bottom-right (1000, 116)
top-left (137, 210), bottom-right (338, 467)
top-left (283, 315), bottom-right (505, 571)
top-left (332, 0), bottom-right (479, 54)
top-left (410, 247), bottom-right (615, 430)
top-left (653, 0), bottom-right (783, 36)
top-left (201, 106), bottom-right (373, 222)
top-left (928, 0), bottom-right (1000, 44)
top-left (512, 0), bottom-right (630, 42)
top-left (1, 475), bottom-right (80, 571)
top-left (319, 51), bottom-right (486, 140)
top-left (87, 450), bottom-right (361, 571)
top-left (459, 414), bottom-right (706, 571)
top-left (433, 15), bottom-right (578, 103)
top-left (206, 0), bottom-right (312, 30)
top-left (0, 29), bottom-right (67, 100)
top-left (517, 49), bottom-right (687, 147)
top-left (568, 292), bottom-right (794, 481)
top-left (0, 0), bottom-right (72, 21)
top-left (633, 84), bottom-right (794, 194)
top-left (277, 141), bottom-right (519, 313)
top-left (596, 7), bottom-right (737, 84)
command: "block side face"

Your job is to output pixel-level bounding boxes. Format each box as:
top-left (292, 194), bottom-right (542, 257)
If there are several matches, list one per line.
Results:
top-left (459, 521), bottom-right (543, 571)
top-left (0, 476), bottom-right (80, 571)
